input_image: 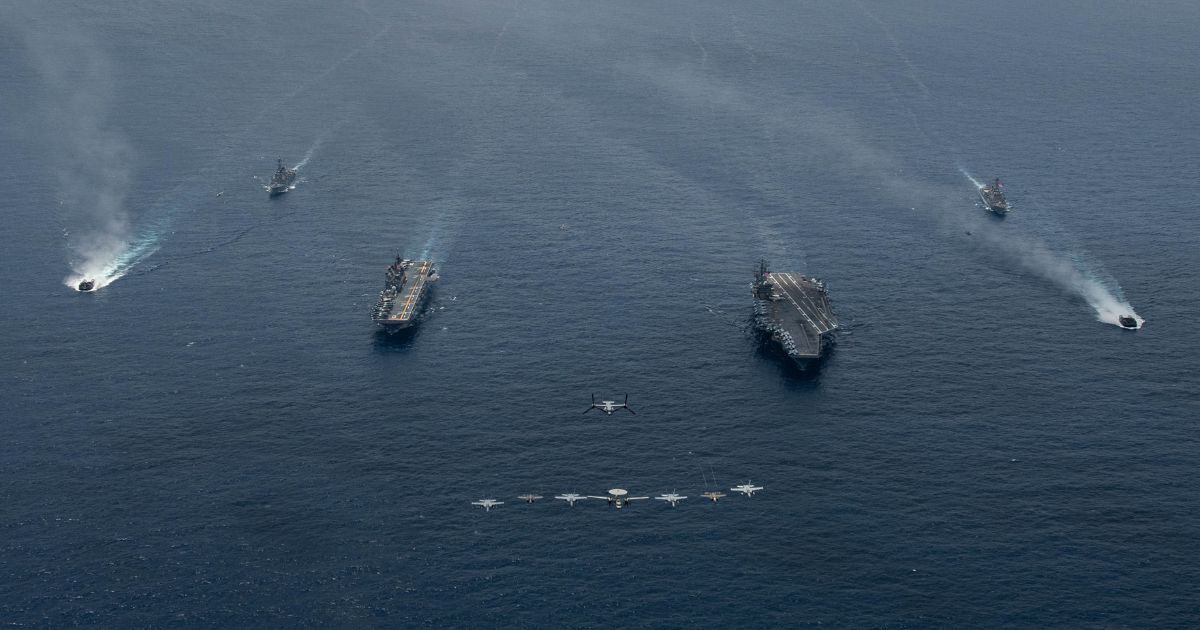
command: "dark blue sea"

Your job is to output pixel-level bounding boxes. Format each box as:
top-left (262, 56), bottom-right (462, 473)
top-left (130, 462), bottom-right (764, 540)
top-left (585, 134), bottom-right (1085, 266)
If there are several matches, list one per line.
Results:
top-left (3, 1), bottom-right (1199, 626)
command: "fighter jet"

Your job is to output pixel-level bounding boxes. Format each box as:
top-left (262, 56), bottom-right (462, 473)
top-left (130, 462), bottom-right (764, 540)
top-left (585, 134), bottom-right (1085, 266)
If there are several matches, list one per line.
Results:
top-left (731, 482), bottom-right (764, 497)
top-left (471, 499), bottom-right (504, 511)
top-left (701, 491), bottom-right (727, 502)
top-left (584, 394), bottom-right (635, 415)
top-left (587, 488), bottom-right (649, 509)
top-left (655, 492), bottom-right (687, 507)
top-left (555, 493), bottom-right (586, 506)
top-left (517, 494), bottom-right (543, 504)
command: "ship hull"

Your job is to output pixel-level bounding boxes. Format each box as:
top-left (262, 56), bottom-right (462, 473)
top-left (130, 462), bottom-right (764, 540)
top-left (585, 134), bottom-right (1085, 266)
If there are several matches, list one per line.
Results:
top-left (752, 317), bottom-right (834, 371)
top-left (372, 259), bottom-right (437, 332)
top-left (268, 185), bottom-right (289, 196)
top-left (375, 293), bottom-right (429, 333)
top-left (978, 188), bottom-right (1008, 216)
top-left (750, 269), bottom-right (838, 373)
top-left (377, 320), bottom-right (418, 333)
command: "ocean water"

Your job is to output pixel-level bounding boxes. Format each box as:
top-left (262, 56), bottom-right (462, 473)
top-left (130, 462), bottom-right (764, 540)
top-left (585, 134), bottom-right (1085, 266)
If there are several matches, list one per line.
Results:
top-left (2, 0), bottom-right (1199, 626)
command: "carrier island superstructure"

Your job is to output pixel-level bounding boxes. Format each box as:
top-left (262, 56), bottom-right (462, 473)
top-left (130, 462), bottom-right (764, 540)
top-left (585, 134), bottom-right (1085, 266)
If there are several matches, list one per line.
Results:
top-left (372, 256), bottom-right (438, 332)
top-left (752, 260), bottom-right (838, 369)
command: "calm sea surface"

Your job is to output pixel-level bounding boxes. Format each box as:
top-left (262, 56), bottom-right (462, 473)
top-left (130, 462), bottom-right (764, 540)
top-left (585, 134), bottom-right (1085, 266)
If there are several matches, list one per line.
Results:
top-left (2, 1), bottom-right (1199, 626)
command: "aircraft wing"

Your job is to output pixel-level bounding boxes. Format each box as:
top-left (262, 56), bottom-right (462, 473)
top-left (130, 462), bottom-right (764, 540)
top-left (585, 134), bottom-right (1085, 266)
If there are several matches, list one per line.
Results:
top-left (585, 496), bottom-right (610, 500)
top-left (627, 496), bottom-right (650, 501)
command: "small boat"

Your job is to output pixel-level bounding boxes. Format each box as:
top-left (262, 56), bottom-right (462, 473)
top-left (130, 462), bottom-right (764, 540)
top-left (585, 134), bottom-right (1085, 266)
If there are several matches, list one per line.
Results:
top-left (1118, 315), bottom-right (1138, 329)
top-left (77, 279), bottom-right (95, 292)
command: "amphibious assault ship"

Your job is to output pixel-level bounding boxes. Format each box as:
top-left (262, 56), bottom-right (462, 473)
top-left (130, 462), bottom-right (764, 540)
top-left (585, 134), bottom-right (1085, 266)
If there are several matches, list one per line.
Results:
top-left (979, 178), bottom-right (1009, 215)
top-left (752, 260), bottom-right (838, 369)
top-left (372, 256), bottom-right (438, 332)
top-left (267, 158), bottom-right (296, 196)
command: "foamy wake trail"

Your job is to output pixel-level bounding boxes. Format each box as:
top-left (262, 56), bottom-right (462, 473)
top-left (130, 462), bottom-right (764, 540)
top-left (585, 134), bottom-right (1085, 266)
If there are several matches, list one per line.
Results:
top-left (294, 144), bottom-right (317, 171)
top-left (960, 168), bottom-right (983, 189)
top-left (960, 169), bottom-right (1143, 328)
top-left (1078, 277), bottom-right (1143, 329)
top-left (419, 225), bottom-right (441, 262)
top-left (64, 226), bottom-right (162, 291)
top-left (293, 121), bottom-right (344, 171)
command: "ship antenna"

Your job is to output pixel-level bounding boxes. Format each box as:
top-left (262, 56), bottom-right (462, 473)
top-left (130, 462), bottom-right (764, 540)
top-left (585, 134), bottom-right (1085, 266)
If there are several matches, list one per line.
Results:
top-left (757, 258), bottom-right (769, 283)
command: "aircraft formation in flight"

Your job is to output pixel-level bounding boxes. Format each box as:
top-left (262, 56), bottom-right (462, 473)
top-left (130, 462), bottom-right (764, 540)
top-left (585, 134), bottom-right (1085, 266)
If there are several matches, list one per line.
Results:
top-left (471, 482), bottom-right (764, 511)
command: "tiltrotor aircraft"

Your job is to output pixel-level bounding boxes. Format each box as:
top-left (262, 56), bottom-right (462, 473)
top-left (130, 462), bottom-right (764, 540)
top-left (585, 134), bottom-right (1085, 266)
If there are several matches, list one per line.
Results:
top-left (584, 394), bottom-right (634, 415)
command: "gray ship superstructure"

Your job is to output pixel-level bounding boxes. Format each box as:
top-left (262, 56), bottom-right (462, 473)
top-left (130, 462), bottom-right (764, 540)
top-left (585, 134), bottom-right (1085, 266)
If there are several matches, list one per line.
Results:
top-left (267, 158), bottom-right (296, 196)
top-left (752, 260), bottom-right (838, 369)
top-left (372, 256), bottom-right (438, 332)
top-left (978, 178), bottom-right (1008, 215)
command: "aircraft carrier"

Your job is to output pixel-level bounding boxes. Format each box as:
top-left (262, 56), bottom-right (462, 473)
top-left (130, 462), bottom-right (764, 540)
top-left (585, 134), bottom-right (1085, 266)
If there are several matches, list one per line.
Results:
top-left (372, 256), bottom-right (438, 332)
top-left (752, 260), bottom-right (838, 369)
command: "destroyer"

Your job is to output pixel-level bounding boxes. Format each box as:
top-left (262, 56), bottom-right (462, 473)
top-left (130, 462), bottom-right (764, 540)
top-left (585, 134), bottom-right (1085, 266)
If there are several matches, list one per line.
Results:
top-left (372, 256), bottom-right (438, 332)
top-left (752, 260), bottom-right (838, 370)
top-left (267, 158), bottom-right (296, 196)
top-left (979, 177), bottom-right (1009, 215)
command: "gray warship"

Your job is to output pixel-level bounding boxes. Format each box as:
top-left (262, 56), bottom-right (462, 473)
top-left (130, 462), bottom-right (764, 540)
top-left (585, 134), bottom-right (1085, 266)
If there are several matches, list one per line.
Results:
top-left (372, 256), bottom-right (438, 332)
top-left (752, 260), bottom-right (838, 369)
top-left (267, 158), bottom-right (296, 196)
top-left (978, 178), bottom-right (1009, 215)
